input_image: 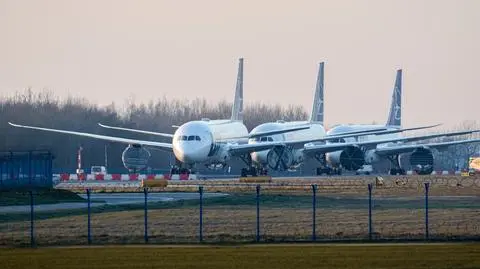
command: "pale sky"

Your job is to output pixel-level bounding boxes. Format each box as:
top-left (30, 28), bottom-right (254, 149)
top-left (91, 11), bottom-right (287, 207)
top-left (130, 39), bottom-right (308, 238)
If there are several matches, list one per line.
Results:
top-left (1, 0), bottom-right (479, 129)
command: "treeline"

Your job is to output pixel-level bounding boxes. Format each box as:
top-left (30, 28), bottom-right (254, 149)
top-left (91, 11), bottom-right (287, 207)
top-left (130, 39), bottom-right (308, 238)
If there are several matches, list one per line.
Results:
top-left (421, 120), bottom-right (480, 170)
top-left (1, 89), bottom-right (478, 173)
top-left (0, 89), bottom-right (307, 172)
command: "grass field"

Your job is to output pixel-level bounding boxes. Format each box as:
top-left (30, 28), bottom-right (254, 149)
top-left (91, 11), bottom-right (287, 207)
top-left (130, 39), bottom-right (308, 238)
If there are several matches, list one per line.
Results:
top-left (1, 193), bottom-right (479, 246)
top-left (0, 188), bottom-right (85, 206)
top-left (0, 244), bottom-right (479, 269)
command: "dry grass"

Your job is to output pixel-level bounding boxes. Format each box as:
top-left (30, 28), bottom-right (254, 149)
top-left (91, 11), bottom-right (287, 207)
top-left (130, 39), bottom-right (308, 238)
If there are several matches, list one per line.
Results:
top-left (1, 206), bottom-right (479, 246)
top-left (1, 244), bottom-right (480, 269)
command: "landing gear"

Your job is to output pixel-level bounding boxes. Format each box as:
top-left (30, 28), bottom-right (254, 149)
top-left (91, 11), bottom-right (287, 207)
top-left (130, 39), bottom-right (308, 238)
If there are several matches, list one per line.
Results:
top-left (316, 167), bottom-right (330, 176)
top-left (239, 153), bottom-right (267, 177)
top-left (332, 167), bottom-right (342, 175)
top-left (389, 168), bottom-right (406, 175)
top-left (170, 159), bottom-right (193, 175)
top-left (315, 153), bottom-right (328, 176)
top-left (387, 155), bottom-right (406, 175)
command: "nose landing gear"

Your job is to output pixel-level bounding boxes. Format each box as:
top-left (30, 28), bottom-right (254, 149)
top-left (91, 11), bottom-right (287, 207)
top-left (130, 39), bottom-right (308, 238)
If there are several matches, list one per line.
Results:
top-left (169, 159), bottom-right (195, 178)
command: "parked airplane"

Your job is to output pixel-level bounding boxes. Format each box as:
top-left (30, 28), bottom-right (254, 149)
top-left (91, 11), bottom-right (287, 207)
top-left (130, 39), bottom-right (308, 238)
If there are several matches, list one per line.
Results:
top-left (315, 69), bottom-right (480, 175)
top-left (247, 63), bottom-right (443, 176)
top-left (8, 58), bottom-right (310, 175)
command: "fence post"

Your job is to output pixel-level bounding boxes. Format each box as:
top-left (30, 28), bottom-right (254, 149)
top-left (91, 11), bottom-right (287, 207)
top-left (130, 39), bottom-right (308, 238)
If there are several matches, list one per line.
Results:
top-left (424, 182), bottom-right (429, 240)
top-left (28, 151), bottom-right (32, 186)
top-left (199, 185), bottom-right (203, 243)
top-left (87, 189), bottom-right (91, 245)
top-left (368, 183), bottom-right (373, 241)
top-left (312, 184), bottom-right (317, 242)
top-left (29, 190), bottom-right (35, 248)
top-left (256, 184), bottom-right (260, 242)
top-left (144, 187), bottom-right (148, 243)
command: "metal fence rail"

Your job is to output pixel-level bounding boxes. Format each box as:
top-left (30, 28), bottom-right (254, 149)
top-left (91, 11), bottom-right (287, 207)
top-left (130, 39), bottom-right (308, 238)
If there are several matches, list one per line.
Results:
top-left (0, 182), bottom-right (479, 247)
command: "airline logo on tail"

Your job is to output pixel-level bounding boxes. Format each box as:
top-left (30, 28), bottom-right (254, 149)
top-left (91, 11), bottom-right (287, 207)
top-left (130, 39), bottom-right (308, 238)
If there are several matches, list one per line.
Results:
top-left (309, 62), bottom-right (324, 124)
top-left (386, 69), bottom-right (402, 128)
top-left (231, 58), bottom-right (244, 122)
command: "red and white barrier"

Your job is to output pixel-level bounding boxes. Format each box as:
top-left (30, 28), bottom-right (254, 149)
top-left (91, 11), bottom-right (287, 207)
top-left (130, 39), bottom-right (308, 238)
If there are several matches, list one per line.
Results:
top-left (54, 173), bottom-right (198, 181)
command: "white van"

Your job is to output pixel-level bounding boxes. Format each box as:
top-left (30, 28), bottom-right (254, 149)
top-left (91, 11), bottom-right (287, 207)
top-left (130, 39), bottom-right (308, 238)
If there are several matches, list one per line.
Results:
top-left (91, 166), bottom-right (107, 175)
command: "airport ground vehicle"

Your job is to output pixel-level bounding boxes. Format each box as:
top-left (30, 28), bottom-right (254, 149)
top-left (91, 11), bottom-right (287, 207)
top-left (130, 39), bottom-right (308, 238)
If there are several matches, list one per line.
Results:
top-left (91, 166), bottom-right (107, 175)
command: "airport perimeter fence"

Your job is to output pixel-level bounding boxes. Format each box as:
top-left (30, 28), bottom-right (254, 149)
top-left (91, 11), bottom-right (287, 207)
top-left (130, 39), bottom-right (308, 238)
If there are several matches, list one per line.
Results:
top-left (1, 179), bottom-right (480, 247)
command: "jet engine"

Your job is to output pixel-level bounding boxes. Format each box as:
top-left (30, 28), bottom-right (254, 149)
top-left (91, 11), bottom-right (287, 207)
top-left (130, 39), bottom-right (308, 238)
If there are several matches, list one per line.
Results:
top-left (122, 144), bottom-right (151, 172)
top-left (409, 147), bottom-right (434, 175)
top-left (326, 146), bottom-right (365, 170)
top-left (266, 146), bottom-right (294, 171)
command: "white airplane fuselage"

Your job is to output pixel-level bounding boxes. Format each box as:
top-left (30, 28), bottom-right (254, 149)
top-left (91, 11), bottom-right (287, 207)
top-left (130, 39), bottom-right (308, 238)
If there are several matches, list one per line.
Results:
top-left (325, 124), bottom-right (402, 167)
top-left (248, 121), bottom-right (326, 166)
top-left (173, 120), bottom-right (248, 165)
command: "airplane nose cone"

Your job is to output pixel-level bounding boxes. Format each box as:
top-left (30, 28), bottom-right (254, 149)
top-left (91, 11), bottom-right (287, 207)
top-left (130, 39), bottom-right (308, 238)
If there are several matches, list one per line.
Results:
top-left (174, 142), bottom-right (210, 163)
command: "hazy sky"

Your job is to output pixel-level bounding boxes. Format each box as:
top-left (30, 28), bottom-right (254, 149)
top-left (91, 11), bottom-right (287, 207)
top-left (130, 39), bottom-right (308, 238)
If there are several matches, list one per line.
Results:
top-left (1, 0), bottom-right (479, 129)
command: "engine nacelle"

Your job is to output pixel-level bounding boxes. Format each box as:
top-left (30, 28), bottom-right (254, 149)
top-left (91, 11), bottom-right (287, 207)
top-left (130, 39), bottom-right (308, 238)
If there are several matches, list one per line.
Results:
top-left (290, 149), bottom-right (304, 169)
top-left (122, 144), bottom-right (151, 172)
top-left (364, 150), bottom-right (380, 164)
top-left (205, 147), bottom-right (230, 170)
top-left (326, 146), bottom-right (365, 171)
top-left (409, 147), bottom-right (434, 175)
top-left (267, 146), bottom-right (294, 171)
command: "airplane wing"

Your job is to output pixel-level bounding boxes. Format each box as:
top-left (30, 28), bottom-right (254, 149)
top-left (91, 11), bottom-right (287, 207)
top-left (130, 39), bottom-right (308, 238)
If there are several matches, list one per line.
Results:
top-left (247, 126), bottom-right (311, 138)
top-left (228, 142), bottom-right (288, 156)
top-left (334, 124), bottom-right (441, 138)
top-left (374, 138), bottom-right (480, 156)
top-left (275, 124), bottom-right (442, 148)
top-left (218, 126), bottom-right (311, 142)
top-left (98, 123), bottom-right (174, 138)
top-left (262, 124), bottom-right (443, 149)
top-left (8, 122), bottom-right (173, 151)
top-left (303, 129), bottom-right (480, 156)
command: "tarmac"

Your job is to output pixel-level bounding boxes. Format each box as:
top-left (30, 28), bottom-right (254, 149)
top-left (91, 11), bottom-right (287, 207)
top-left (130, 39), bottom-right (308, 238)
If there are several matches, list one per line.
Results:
top-left (0, 192), bottom-right (228, 214)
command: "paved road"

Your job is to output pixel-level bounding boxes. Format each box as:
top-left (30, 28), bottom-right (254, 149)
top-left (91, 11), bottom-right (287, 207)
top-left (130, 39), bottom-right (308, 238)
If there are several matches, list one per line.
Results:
top-left (0, 192), bottom-right (228, 214)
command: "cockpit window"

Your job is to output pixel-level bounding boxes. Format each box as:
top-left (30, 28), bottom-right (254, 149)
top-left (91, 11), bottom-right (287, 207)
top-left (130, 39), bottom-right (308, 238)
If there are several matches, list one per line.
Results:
top-left (258, 137), bottom-right (273, 142)
top-left (176, 135), bottom-right (202, 141)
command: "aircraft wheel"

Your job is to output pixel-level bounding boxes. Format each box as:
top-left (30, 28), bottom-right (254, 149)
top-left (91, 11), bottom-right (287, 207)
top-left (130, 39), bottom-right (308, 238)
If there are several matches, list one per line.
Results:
top-left (251, 167), bottom-right (258, 177)
top-left (241, 168), bottom-right (248, 177)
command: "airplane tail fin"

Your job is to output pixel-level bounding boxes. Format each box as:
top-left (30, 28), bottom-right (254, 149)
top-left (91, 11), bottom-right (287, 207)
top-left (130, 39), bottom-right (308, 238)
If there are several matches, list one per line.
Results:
top-left (309, 62), bottom-right (324, 124)
top-left (230, 58), bottom-right (244, 122)
top-left (385, 69), bottom-right (402, 128)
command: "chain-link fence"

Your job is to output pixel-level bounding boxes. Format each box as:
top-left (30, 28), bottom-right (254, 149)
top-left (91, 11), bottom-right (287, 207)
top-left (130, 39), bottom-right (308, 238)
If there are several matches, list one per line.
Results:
top-left (1, 177), bottom-right (480, 246)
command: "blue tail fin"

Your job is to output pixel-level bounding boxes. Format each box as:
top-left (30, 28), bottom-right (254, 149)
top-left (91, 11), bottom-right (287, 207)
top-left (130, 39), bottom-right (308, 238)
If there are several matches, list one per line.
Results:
top-left (231, 58), bottom-right (244, 121)
top-left (386, 69), bottom-right (402, 128)
top-left (309, 62), bottom-right (324, 124)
